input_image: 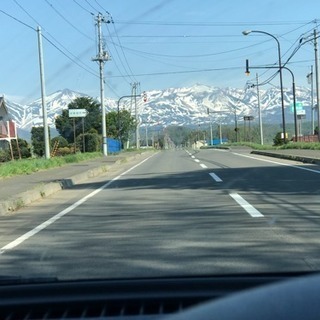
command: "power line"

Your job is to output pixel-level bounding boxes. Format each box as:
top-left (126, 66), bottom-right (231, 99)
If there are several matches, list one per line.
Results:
top-left (108, 39), bottom-right (267, 59)
top-left (108, 66), bottom-right (243, 78)
top-left (84, 0), bottom-right (100, 13)
top-left (13, 0), bottom-right (41, 25)
top-left (94, 0), bottom-right (108, 12)
top-left (115, 19), bottom-right (313, 27)
top-left (13, 1), bottom-right (99, 79)
top-left (107, 23), bottom-right (138, 83)
top-left (0, 8), bottom-right (35, 31)
top-left (44, 0), bottom-right (94, 41)
top-left (72, 0), bottom-right (94, 15)
top-left (41, 34), bottom-right (99, 78)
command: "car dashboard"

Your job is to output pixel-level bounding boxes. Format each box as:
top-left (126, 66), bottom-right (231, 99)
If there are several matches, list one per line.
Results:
top-left (0, 272), bottom-right (318, 319)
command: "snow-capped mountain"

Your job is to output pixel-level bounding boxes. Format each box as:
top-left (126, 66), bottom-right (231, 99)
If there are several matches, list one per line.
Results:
top-left (5, 84), bottom-right (313, 135)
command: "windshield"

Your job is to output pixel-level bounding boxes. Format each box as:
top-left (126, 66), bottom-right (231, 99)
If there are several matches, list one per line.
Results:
top-left (1, 0), bottom-right (320, 282)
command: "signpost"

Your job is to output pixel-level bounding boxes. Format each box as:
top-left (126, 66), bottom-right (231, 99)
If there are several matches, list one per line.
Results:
top-left (68, 109), bottom-right (89, 153)
top-left (243, 116), bottom-right (254, 142)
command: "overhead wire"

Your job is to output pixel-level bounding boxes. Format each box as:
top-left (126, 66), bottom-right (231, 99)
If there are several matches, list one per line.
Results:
top-left (72, 0), bottom-right (94, 15)
top-left (107, 22), bottom-right (139, 83)
top-left (115, 20), bottom-right (313, 27)
top-left (0, 8), bottom-right (36, 31)
top-left (108, 66), bottom-right (244, 78)
top-left (104, 25), bottom-right (133, 85)
top-left (44, 0), bottom-right (94, 41)
top-left (84, 0), bottom-right (100, 13)
top-left (13, 0), bottom-right (99, 78)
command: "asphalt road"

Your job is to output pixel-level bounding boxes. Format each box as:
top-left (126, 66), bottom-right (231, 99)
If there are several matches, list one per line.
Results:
top-left (0, 148), bottom-right (320, 280)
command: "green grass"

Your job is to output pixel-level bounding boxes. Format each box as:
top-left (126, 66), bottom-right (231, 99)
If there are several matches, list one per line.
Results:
top-left (207, 141), bottom-right (320, 151)
top-left (0, 148), bottom-right (154, 179)
top-left (277, 142), bottom-right (320, 150)
top-left (220, 142), bottom-right (275, 150)
top-left (0, 152), bottom-right (103, 179)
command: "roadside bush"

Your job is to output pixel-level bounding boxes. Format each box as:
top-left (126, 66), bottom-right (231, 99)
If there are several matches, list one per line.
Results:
top-left (14, 138), bottom-right (31, 159)
top-left (273, 132), bottom-right (285, 146)
top-left (76, 132), bottom-right (102, 152)
top-left (0, 150), bottom-right (11, 162)
top-left (55, 147), bottom-right (73, 156)
top-left (51, 136), bottom-right (68, 148)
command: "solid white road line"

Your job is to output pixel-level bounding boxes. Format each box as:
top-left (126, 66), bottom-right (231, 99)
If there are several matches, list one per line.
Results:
top-left (209, 172), bottom-right (223, 182)
top-left (229, 193), bottom-right (264, 218)
top-left (0, 153), bottom-right (156, 255)
top-left (233, 152), bottom-right (320, 175)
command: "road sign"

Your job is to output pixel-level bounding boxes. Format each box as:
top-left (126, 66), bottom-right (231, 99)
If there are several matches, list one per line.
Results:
top-left (297, 109), bottom-right (306, 116)
top-left (68, 109), bottom-right (88, 118)
top-left (290, 102), bottom-right (303, 113)
top-left (244, 116), bottom-right (254, 121)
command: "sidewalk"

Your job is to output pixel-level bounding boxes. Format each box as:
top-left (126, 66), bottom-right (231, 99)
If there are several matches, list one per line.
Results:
top-left (0, 151), bottom-right (150, 216)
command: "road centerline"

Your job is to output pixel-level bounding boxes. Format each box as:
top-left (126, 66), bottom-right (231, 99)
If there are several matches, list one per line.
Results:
top-left (229, 193), bottom-right (264, 218)
top-left (209, 172), bottom-right (223, 182)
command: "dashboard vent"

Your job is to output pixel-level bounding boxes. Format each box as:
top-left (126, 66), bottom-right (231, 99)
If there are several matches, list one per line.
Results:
top-left (3, 297), bottom-right (207, 319)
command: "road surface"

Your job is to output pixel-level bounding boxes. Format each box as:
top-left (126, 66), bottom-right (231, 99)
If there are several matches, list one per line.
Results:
top-left (0, 148), bottom-right (320, 280)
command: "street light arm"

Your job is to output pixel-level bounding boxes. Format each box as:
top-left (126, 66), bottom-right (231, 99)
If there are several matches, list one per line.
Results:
top-left (242, 29), bottom-right (286, 142)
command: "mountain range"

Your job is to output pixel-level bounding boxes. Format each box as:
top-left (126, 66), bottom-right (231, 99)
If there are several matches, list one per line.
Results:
top-left (4, 84), bottom-right (313, 140)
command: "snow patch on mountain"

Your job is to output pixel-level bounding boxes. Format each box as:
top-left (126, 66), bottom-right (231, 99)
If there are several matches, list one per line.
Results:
top-left (4, 84), bottom-right (313, 134)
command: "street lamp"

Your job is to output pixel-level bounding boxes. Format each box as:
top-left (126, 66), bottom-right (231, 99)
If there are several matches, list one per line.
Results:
top-left (242, 30), bottom-right (286, 143)
top-left (245, 61), bottom-right (298, 142)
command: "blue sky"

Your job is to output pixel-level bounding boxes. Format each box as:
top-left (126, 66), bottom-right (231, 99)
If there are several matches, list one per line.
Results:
top-left (0, 0), bottom-right (320, 103)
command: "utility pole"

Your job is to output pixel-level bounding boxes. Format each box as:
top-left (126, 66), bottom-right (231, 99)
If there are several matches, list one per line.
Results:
top-left (131, 82), bottom-right (140, 148)
top-left (256, 73), bottom-right (263, 145)
top-left (92, 13), bottom-right (110, 156)
top-left (37, 26), bottom-right (50, 159)
top-left (307, 66), bottom-right (314, 134)
top-left (314, 29), bottom-right (320, 141)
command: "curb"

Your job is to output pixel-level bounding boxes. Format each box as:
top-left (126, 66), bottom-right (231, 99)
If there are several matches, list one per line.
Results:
top-left (251, 150), bottom-right (320, 165)
top-left (0, 151), bottom-right (150, 216)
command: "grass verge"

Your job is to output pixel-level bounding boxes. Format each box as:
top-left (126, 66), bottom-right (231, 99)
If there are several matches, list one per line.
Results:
top-left (0, 152), bottom-right (103, 179)
top-left (213, 142), bottom-right (320, 151)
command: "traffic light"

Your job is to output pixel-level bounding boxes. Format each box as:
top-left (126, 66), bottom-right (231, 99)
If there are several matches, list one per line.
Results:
top-left (245, 59), bottom-right (250, 76)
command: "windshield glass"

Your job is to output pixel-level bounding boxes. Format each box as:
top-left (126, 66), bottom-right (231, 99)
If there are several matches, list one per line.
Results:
top-left (0, 0), bottom-right (320, 281)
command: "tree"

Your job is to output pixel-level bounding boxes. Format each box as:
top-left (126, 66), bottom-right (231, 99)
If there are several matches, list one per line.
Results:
top-left (13, 138), bottom-right (31, 159)
top-left (31, 126), bottom-right (50, 157)
top-left (55, 97), bottom-right (101, 143)
top-left (107, 110), bottom-right (136, 145)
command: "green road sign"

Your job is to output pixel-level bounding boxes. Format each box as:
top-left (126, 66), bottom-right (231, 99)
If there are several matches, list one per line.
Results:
top-left (290, 102), bottom-right (304, 113)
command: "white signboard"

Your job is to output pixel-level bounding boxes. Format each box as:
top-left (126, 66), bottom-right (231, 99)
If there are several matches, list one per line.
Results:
top-left (68, 109), bottom-right (88, 118)
top-left (297, 109), bottom-right (306, 116)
